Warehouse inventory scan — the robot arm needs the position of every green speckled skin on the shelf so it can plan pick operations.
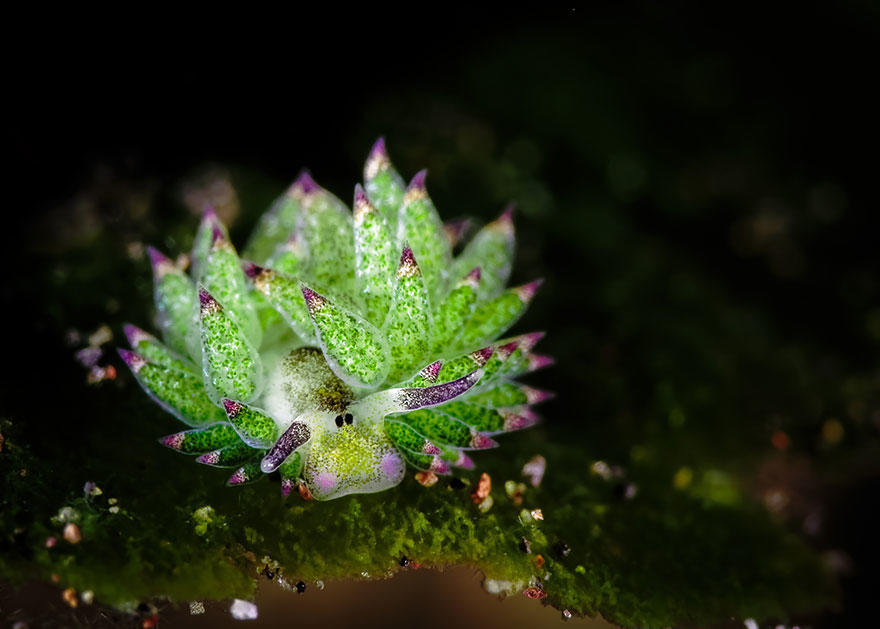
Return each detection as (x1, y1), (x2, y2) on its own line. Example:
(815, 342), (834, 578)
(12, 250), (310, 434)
(392, 445), (447, 474)
(435, 347), (494, 384)
(305, 287), (389, 388)
(250, 268), (315, 343)
(191, 210), (230, 281)
(128, 355), (227, 427)
(364, 139), (406, 225)
(298, 189), (355, 291)
(198, 441), (263, 468)
(203, 237), (262, 346)
(451, 211), (515, 299)
(468, 381), (530, 408)
(223, 401), (278, 448)
(397, 184), (450, 302)
(151, 257), (198, 358)
(127, 325), (194, 373)
(431, 268), (480, 355)
(162, 423), (240, 453)
(268, 232), (308, 277)
(277, 450), (304, 480)
(365, 170), (405, 226)
(243, 189), (302, 263)
(398, 408), (479, 449)
(120, 139), (548, 499)
(353, 188), (396, 324)
(440, 401), (506, 433)
(382, 249), (432, 383)
(455, 282), (537, 350)
(384, 419), (434, 454)
(199, 291), (262, 403)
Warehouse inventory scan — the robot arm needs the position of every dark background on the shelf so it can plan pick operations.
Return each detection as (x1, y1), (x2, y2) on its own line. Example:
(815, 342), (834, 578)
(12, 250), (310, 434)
(5, 5), (880, 626)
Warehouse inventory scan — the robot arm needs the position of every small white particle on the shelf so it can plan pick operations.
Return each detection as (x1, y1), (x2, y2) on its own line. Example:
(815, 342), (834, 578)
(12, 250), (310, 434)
(230, 599), (258, 620)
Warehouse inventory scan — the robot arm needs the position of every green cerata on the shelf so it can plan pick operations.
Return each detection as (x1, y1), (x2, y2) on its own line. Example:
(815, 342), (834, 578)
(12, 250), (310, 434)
(118, 139), (552, 500)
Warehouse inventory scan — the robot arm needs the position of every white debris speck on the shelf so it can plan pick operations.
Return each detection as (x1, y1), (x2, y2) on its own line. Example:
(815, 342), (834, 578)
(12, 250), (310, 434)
(230, 599), (258, 620)
(315, 580), (325, 590)
(80, 590), (94, 605)
(591, 460), (612, 481)
(190, 601), (206, 615)
(744, 619), (759, 629)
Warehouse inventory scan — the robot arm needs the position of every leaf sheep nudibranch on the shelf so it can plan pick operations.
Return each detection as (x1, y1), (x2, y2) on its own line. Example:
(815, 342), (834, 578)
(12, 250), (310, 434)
(119, 139), (550, 500)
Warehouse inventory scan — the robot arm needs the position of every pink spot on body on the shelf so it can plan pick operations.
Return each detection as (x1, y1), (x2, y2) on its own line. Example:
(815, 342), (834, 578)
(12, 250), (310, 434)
(381, 452), (403, 478)
(315, 472), (337, 492)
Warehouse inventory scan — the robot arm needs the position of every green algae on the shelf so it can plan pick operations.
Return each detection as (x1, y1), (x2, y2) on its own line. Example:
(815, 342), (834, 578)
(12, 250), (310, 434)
(1, 415), (833, 627)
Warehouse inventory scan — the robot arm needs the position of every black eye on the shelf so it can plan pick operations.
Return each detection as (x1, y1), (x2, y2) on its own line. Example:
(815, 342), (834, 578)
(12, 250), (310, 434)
(345, 413), (354, 425)
(334, 415), (343, 427)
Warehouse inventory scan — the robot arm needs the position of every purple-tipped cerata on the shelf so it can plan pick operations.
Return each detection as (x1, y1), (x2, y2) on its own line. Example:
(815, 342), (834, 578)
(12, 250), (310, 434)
(120, 139), (551, 500)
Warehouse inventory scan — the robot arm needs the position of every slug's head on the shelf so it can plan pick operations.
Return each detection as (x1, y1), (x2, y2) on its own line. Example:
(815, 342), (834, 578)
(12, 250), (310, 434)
(262, 346), (405, 500)
(300, 408), (405, 500)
